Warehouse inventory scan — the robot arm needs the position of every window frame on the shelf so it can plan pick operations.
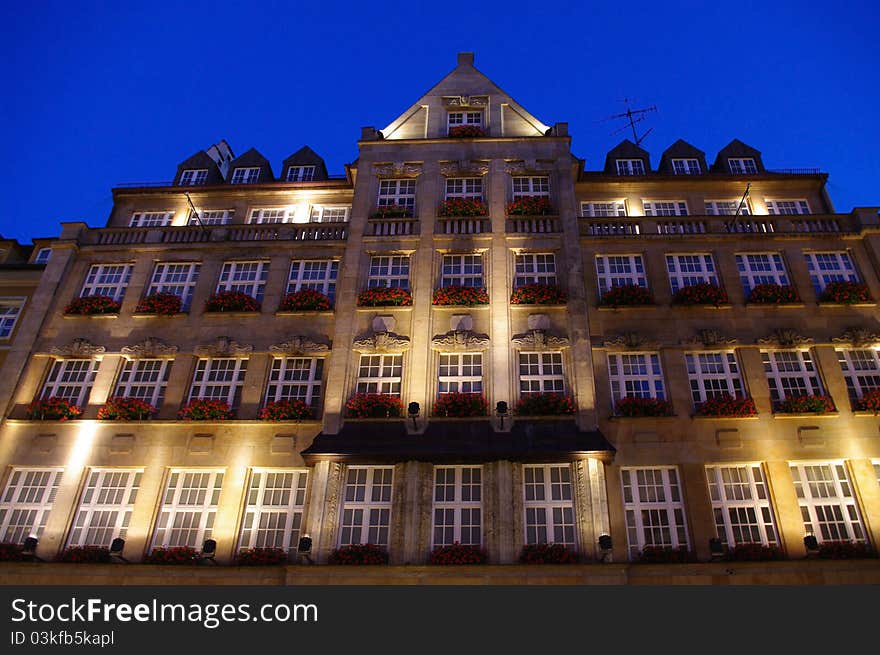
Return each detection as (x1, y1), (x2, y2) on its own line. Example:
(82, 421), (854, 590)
(706, 464), (778, 547)
(803, 251), (860, 294)
(338, 466), (394, 547)
(355, 354), (403, 396)
(447, 111), (483, 133)
(728, 158), (758, 175)
(643, 200), (689, 217)
(761, 349), (824, 406)
(216, 260), (269, 302)
(440, 253), (484, 288)
(113, 358), (172, 408)
(514, 252), (557, 288)
(671, 158), (701, 175)
(835, 348), (880, 404)
(766, 199), (811, 215)
(595, 254), (648, 297)
(518, 351), (566, 396)
(735, 252), (790, 296)
(238, 468), (309, 552)
(432, 466), (482, 547)
(615, 159), (646, 176)
(287, 260), (339, 302)
(230, 167), (261, 185)
(265, 356), (324, 408)
(608, 352), (667, 407)
(377, 179), (416, 213)
(445, 177), (484, 201)
(685, 351), (745, 405)
(367, 255), (410, 290)
(179, 169), (209, 186)
(40, 358), (100, 406)
(309, 206), (350, 223)
(511, 176), (550, 199)
(189, 209), (234, 226)
(522, 464), (576, 547)
(705, 200), (751, 216)
(151, 469), (225, 549)
(581, 201), (627, 217)
(438, 352), (483, 395)
(665, 253), (718, 293)
(66, 468), (143, 547)
(285, 166), (316, 182)
(129, 211), (174, 228)
(146, 262), (201, 311)
(790, 461), (866, 543)
(34, 248), (52, 264)
(0, 298), (25, 339)
(0, 467), (64, 544)
(621, 466), (689, 560)
(80, 263), (133, 301)
(188, 357), (248, 409)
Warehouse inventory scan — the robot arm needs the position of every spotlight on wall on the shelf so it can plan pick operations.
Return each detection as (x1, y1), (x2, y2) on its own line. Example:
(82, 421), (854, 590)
(598, 533), (613, 562)
(21, 536), (44, 562)
(200, 539), (217, 564)
(804, 534), (820, 557)
(109, 537), (128, 563)
(297, 534), (314, 565)
(407, 402), (420, 430)
(495, 401), (509, 429)
(709, 537), (725, 561)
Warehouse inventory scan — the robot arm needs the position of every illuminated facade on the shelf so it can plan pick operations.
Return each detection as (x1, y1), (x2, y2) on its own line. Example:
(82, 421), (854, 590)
(1, 53), (879, 567)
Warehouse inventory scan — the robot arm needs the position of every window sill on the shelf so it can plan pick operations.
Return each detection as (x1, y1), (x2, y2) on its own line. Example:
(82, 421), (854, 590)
(131, 312), (188, 318)
(691, 414), (760, 421)
(851, 411), (880, 417)
(431, 303), (490, 310)
(62, 313), (119, 319)
(275, 310), (335, 316)
(816, 302), (877, 308)
(202, 311), (262, 317)
(670, 303), (733, 310)
(608, 414), (678, 421)
(509, 303), (568, 310)
(744, 302), (806, 309)
(771, 412), (840, 419)
(596, 304), (657, 311)
(355, 305), (414, 312)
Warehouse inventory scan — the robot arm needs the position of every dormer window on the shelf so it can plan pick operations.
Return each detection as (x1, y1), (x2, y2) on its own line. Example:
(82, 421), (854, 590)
(671, 159), (701, 175)
(728, 158), (758, 175)
(230, 167), (261, 184)
(448, 111), (484, 137)
(286, 166), (315, 182)
(616, 159), (645, 176)
(34, 248), (51, 264)
(179, 169), (208, 186)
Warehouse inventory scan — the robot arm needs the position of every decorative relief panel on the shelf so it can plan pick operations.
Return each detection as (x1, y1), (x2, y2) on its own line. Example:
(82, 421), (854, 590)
(269, 335), (331, 356)
(431, 330), (491, 351)
(352, 331), (411, 353)
(679, 329), (738, 348)
(194, 336), (253, 357)
(50, 338), (106, 357)
(511, 329), (570, 351)
(757, 328), (813, 347)
(373, 162), (423, 178)
(602, 332), (658, 350)
(121, 337), (178, 358)
(832, 327), (880, 348)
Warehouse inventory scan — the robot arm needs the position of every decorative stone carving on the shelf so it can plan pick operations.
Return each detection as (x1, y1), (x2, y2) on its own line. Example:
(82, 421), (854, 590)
(511, 329), (570, 350)
(602, 332), (658, 350)
(269, 335), (330, 356)
(757, 328), (813, 347)
(50, 338), (106, 357)
(194, 336), (253, 356)
(373, 162), (422, 178)
(431, 329), (491, 351)
(121, 337), (178, 358)
(442, 95), (488, 108)
(505, 159), (551, 175)
(680, 329), (738, 348)
(832, 327), (880, 348)
(353, 331), (411, 353)
(439, 160), (490, 177)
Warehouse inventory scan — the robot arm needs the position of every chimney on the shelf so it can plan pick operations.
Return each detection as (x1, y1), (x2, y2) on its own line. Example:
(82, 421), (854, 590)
(457, 52), (474, 67)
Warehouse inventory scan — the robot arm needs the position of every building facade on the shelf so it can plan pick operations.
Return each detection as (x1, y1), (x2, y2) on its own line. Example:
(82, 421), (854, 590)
(1, 52), (879, 567)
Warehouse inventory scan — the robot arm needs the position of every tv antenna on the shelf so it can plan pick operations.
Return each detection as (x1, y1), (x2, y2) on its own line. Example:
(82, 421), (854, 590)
(603, 98), (658, 146)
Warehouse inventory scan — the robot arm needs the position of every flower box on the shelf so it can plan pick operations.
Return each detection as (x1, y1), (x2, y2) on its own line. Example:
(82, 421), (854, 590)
(25, 397), (82, 421)
(432, 286), (489, 306)
(97, 396), (157, 421)
(345, 393), (404, 418)
(429, 543), (488, 565)
(135, 292), (183, 315)
(818, 280), (872, 304)
(144, 546), (200, 565)
(177, 399), (234, 421)
(235, 547), (288, 566)
(506, 196), (555, 216)
(448, 125), (486, 138)
(510, 283), (567, 305)
(519, 543), (579, 564)
(615, 396), (674, 418)
(436, 198), (488, 217)
(259, 399), (315, 421)
(637, 546), (696, 564)
(55, 546), (111, 564)
(278, 289), (332, 312)
(204, 291), (261, 312)
(598, 284), (654, 308)
(747, 283), (801, 304)
(774, 394), (835, 415)
(726, 543), (785, 562)
(370, 204), (413, 219)
(356, 287), (413, 307)
(671, 282), (729, 306)
(855, 389), (880, 414)
(0, 542), (25, 562)
(433, 392), (488, 417)
(328, 543), (389, 565)
(64, 295), (121, 315)
(694, 394), (757, 418)
(514, 393), (576, 416)
(817, 541), (875, 559)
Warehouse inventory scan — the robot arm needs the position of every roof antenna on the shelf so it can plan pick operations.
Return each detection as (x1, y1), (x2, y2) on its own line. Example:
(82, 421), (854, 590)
(602, 98), (658, 146)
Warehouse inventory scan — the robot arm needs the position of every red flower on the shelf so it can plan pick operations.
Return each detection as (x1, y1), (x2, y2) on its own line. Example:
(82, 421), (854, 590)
(856, 389), (880, 414)
(506, 196), (555, 216)
(519, 543), (579, 564)
(775, 394), (835, 414)
(64, 295), (121, 315)
(259, 399), (315, 421)
(26, 397), (82, 421)
(278, 289), (332, 311)
(135, 292), (183, 315)
(429, 543), (488, 565)
(615, 396), (674, 417)
(510, 283), (567, 305)
(598, 284), (654, 307)
(819, 281), (871, 304)
(356, 287), (413, 307)
(98, 396), (157, 421)
(817, 541), (874, 559)
(671, 282), (729, 306)
(144, 546), (200, 565)
(432, 286), (489, 306)
(747, 283), (801, 304)
(55, 546), (111, 563)
(514, 393), (576, 416)
(204, 291), (261, 312)
(448, 125), (486, 138)
(695, 394), (757, 418)
(345, 393), (404, 418)
(727, 543), (785, 561)
(437, 198), (488, 217)
(371, 204), (413, 219)
(235, 547), (288, 566)
(328, 544), (389, 565)
(434, 392), (488, 417)
(178, 399), (234, 420)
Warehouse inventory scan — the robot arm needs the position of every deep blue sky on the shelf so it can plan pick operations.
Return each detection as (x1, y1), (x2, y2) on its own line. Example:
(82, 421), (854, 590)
(2, 0), (878, 243)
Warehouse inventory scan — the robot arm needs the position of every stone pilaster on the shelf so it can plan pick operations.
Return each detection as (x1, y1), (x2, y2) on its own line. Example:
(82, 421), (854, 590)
(306, 461), (344, 564)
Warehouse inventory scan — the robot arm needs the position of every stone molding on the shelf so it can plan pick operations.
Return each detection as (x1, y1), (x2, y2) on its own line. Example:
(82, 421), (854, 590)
(269, 335), (331, 356)
(431, 329), (491, 351)
(757, 328), (813, 347)
(505, 159), (553, 175)
(373, 162), (422, 178)
(352, 331), (411, 353)
(121, 337), (179, 358)
(680, 329), (738, 348)
(831, 327), (880, 348)
(439, 160), (490, 177)
(442, 95), (488, 108)
(194, 336), (253, 357)
(602, 332), (658, 350)
(511, 329), (570, 350)
(50, 338), (106, 357)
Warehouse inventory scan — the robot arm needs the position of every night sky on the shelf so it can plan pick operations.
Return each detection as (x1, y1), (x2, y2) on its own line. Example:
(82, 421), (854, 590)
(2, 0), (878, 243)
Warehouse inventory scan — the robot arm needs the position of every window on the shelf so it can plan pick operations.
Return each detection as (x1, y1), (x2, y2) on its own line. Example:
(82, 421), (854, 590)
(643, 201), (689, 216)
(790, 462), (866, 543)
(433, 466), (482, 547)
(80, 264), (133, 301)
(804, 251), (859, 294)
(621, 467), (689, 559)
(190, 209), (233, 226)
(113, 358), (171, 408)
(41, 359), (99, 406)
(189, 358), (248, 408)
(705, 200), (750, 216)
(356, 355), (402, 396)
(595, 254), (647, 297)
(671, 159), (701, 175)
(761, 350), (824, 406)
(438, 353), (482, 394)
(216, 260), (269, 302)
(368, 255), (410, 290)
(249, 208), (292, 224)
(67, 469), (142, 547)
(447, 111), (483, 132)
(0, 468), (63, 544)
(230, 167), (261, 184)
(766, 199), (810, 215)
(310, 206), (350, 223)
(581, 201), (626, 217)
(377, 179), (416, 213)
(286, 166), (315, 182)
(836, 349), (880, 404)
(34, 248), (52, 264)
(728, 158), (758, 175)
(441, 254), (483, 288)
(152, 470), (224, 549)
(706, 465), (778, 546)
(512, 176), (550, 198)
(608, 353), (666, 406)
(130, 211), (173, 228)
(519, 352), (565, 395)
(874, 461), (880, 487)
(735, 252), (789, 296)
(523, 464), (575, 547)
(179, 169), (208, 186)
(686, 352), (744, 405)
(147, 262), (201, 310)
(265, 357), (324, 408)
(665, 254), (718, 293)
(239, 469), (309, 551)
(514, 253), (556, 287)
(615, 159), (645, 176)
(287, 260), (339, 302)
(0, 299), (24, 338)
(339, 466), (393, 547)
(445, 178), (483, 200)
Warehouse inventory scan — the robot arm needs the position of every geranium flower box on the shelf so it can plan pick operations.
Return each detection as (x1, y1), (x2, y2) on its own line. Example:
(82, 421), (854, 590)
(598, 284), (654, 308)
(519, 543), (579, 564)
(432, 286), (489, 306)
(855, 389), (880, 414)
(817, 540), (875, 559)
(637, 546), (696, 564)
(259, 399), (315, 421)
(429, 543), (488, 565)
(25, 397), (82, 421)
(746, 283), (801, 305)
(774, 394), (835, 415)
(204, 291), (261, 312)
(506, 197), (556, 216)
(726, 543), (785, 562)
(328, 543), (389, 565)
(135, 292), (183, 315)
(615, 396), (674, 418)
(510, 283), (567, 305)
(514, 393), (576, 416)
(370, 204), (413, 219)
(448, 125), (486, 138)
(177, 399), (234, 421)
(235, 547), (288, 566)
(818, 280), (872, 304)
(0, 542), (25, 562)
(143, 546), (200, 565)
(433, 392), (488, 417)
(356, 287), (413, 307)
(64, 295), (121, 315)
(694, 394), (758, 418)
(345, 393), (404, 418)
(671, 282), (729, 307)
(97, 396), (157, 421)
(55, 546), (111, 564)
(436, 198), (487, 217)
(278, 289), (332, 312)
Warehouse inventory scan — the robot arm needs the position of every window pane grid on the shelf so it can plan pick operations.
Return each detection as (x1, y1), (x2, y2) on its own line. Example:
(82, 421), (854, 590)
(68, 469), (142, 547)
(445, 178), (483, 200)
(130, 212), (173, 227)
(114, 358), (171, 407)
(368, 256), (410, 290)
(190, 209), (233, 225)
(736, 253), (789, 295)
(595, 254), (647, 295)
(339, 467), (393, 547)
(761, 350), (823, 405)
(432, 466), (482, 547)
(665, 254), (717, 293)
(147, 262), (201, 310)
(266, 357), (323, 407)
(249, 208), (292, 224)
(804, 252), (858, 294)
(706, 200), (751, 216)
(377, 179), (416, 211)
(441, 254), (483, 287)
(706, 465), (777, 546)
(519, 352), (565, 396)
(766, 199), (811, 215)
(581, 201), (626, 217)
(179, 169), (208, 186)
(230, 167), (261, 184)
(438, 353), (483, 394)
(0, 301), (23, 338)
(686, 352), (744, 404)
(621, 467), (689, 559)
(189, 358), (248, 408)
(671, 159), (701, 175)
(286, 166), (315, 182)
(836, 349), (880, 403)
(512, 176), (550, 198)
(0, 468), (63, 544)
(615, 160), (645, 175)
(239, 469), (309, 550)
(287, 260), (339, 301)
(356, 354), (402, 396)
(790, 463), (866, 543)
(217, 261), (269, 301)
(523, 465), (576, 547)
(728, 158), (758, 175)
(514, 253), (556, 287)
(643, 201), (689, 216)
(41, 359), (99, 406)
(152, 470), (224, 549)
(81, 264), (133, 301)
(608, 352), (666, 406)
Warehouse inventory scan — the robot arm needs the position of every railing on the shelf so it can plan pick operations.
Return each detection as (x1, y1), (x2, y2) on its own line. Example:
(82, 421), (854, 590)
(582, 220), (640, 236)
(435, 217), (491, 234)
(506, 216), (562, 233)
(766, 168), (822, 175)
(85, 222), (348, 246)
(364, 219), (420, 236)
(579, 214), (858, 238)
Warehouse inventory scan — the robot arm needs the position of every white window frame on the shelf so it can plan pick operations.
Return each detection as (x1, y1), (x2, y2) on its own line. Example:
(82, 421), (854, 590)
(761, 350), (824, 405)
(67, 468), (142, 547)
(836, 349), (880, 404)
(671, 158), (701, 175)
(790, 462), (866, 543)
(685, 352), (745, 405)
(377, 179), (416, 213)
(230, 167), (261, 184)
(728, 158), (758, 175)
(766, 199), (811, 215)
(621, 466), (689, 560)
(216, 260), (269, 302)
(615, 159), (645, 176)
(151, 469), (224, 549)
(238, 469), (309, 551)
(804, 251), (860, 294)
(706, 465), (778, 546)
(735, 252), (789, 296)
(581, 201), (626, 217)
(432, 466), (482, 547)
(147, 262), (201, 311)
(447, 111), (483, 132)
(643, 200), (689, 216)
(441, 254), (484, 288)
(309, 206), (350, 223)
(41, 358), (100, 406)
(512, 176), (550, 198)
(265, 357), (324, 408)
(445, 177), (484, 200)
(608, 352), (666, 406)
(129, 211), (173, 228)
(179, 169), (208, 186)
(113, 358), (171, 408)
(665, 253), (718, 293)
(0, 298), (24, 339)
(287, 260), (339, 301)
(514, 252), (557, 287)
(873, 460), (880, 487)
(190, 209), (233, 226)
(438, 352), (483, 395)
(523, 464), (576, 547)
(249, 208), (292, 224)
(368, 255), (410, 290)
(518, 352), (565, 396)
(705, 200), (751, 216)
(0, 468), (63, 544)
(34, 248), (52, 264)
(189, 357), (248, 408)
(80, 263), (133, 301)
(339, 466), (393, 547)
(595, 254), (647, 297)
(286, 165), (315, 182)
(355, 354), (402, 396)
